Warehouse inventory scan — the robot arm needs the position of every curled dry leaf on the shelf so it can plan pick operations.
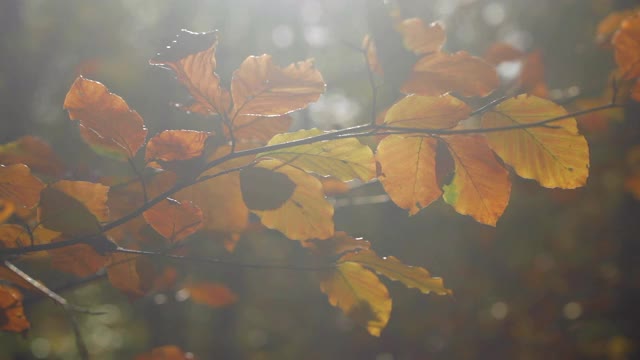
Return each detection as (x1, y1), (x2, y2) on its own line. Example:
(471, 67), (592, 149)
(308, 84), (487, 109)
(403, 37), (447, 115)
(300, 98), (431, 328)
(0, 136), (64, 177)
(63, 77), (148, 160)
(258, 128), (376, 182)
(0, 164), (44, 209)
(143, 198), (203, 242)
(384, 94), (470, 129)
(377, 135), (441, 215)
(0, 285), (29, 333)
(441, 135), (512, 226)
(230, 55), (325, 117)
(402, 51), (499, 97)
(481, 95), (589, 189)
(145, 130), (212, 163)
(150, 29), (230, 116)
(320, 261), (391, 337)
(250, 159), (334, 241)
(184, 282), (238, 308)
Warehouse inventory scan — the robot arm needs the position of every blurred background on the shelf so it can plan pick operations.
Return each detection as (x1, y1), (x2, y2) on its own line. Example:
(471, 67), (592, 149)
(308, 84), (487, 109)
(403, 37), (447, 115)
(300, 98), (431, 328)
(2, 0), (640, 358)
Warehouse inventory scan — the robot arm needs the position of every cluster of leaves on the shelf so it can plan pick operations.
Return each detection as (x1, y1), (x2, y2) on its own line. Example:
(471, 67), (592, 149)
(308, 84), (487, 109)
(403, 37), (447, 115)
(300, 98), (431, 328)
(0, 7), (635, 352)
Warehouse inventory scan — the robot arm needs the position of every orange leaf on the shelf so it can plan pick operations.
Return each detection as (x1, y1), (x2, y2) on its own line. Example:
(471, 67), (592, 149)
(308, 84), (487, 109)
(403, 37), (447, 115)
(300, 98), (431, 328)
(136, 345), (194, 360)
(613, 14), (640, 79)
(231, 114), (293, 145)
(484, 42), (524, 65)
(51, 180), (109, 221)
(441, 135), (511, 226)
(230, 55), (325, 117)
(397, 18), (445, 55)
(633, 80), (640, 102)
(597, 9), (640, 45)
(362, 35), (384, 76)
(320, 262), (391, 337)
(320, 177), (351, 196)
(0, 200), (14, 224)
(377, 135), (441, 215)
(0, 285), (29, 333)
(150, 30), (230, 116)
(64, 77), (148, 160)
(250, 159), (334, 241)
(107, 253), (155, 298)
(520, 51), (549, 98)
(49, 243), (107, 277)
(481, 95), (589, 189)
(240, 167), (296, 211)
(0, 136), (64, 177)
(384, 94), (470, 129)
(0, 164), (44, 209)
(143, 198), (203, 242)
(145, 130), (212, 163)
(0, 225), (59, 262)
(401, 51), (499, 97)
(184, 282), (238, 308)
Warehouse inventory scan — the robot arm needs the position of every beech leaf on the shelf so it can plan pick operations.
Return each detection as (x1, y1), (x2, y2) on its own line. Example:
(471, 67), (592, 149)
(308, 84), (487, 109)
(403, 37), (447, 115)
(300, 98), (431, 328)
(0, 136), (64, 177)
(231, 114), (293, 145)
(481, 95), (589, 189)
(397, 18), (445, 55)
(613, 14), (640, 79)
(240, 167), (296, 211)
(384, 94), (470, 129)
(145, 130), (212, 163)
(143, 198), (203, 242)
(0, 164), (45, 209)
(0, 285), (29, 333)
(184, 282), (238, 308)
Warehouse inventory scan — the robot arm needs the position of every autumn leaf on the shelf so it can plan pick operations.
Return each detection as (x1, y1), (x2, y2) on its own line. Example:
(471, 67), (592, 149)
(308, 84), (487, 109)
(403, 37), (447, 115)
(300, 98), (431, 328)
(230, 55), (325, 117)
(397, 18), (445, 55)
(49, 243), (107, 277)
(596, 9), (640, 45)
(484, 42), (524, 65)
(401, 51), (499, 97)
(107, 253), (155, 298)
(441, 135), (512, 226)
(0, 200), (14, 224)
(0, 136), (64, 177)
(305, 231), (371, 256)
(150, 29), (230, 116)
(339, 249), (451, 296)
(481, 95), (589, 189)
(231, 114), (293, 145)
(145, 130), (212, 163)
(143, 198), (203, 242)
(0, 224), (59, 262)
(39, 180), (109, 236)
(320, 261), (391, 337)
(0, 285), (29, 333)
(613, 14), (640, 79)
(384, 94), (470, 129)
(63, 76), (148, 160)
(249, 159), (334, 241)
(362, 35), (384, 76)
(240, 166), (296, 211)
(0, 164), (45, 209)
(377, 135), (441, 215)
(258, 128), (376, 182)
(136, 345), (195, 360)
(184, 282), (238, 308)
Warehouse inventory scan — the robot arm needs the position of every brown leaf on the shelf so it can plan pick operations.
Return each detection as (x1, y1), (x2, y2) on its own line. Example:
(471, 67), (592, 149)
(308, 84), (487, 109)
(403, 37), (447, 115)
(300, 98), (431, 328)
(63, 76), (148, 160)
(0, 224), (59, 258)
(0, 285), (29, 333)
(230, 55), (325, 117)
(0, 136), (64, 177)
(320, 262), (391, 337)
(231, 114), (293, 145)
(613, 14), (640, 79)
(377, 135), (441, 215)
(145, 130), (212, 163)
(397, 18), (445, 55)
(0, 164), (45, 209)
(184, 282), (238, 308)
(150, 30), (230, 116)
(49, 243), (107, 277)
(143, 198), (203, 242)
(401, 51), (499, 97)
(441, 135), (512, 226)
(107, 253), (155, 299)
(384, 94), (470, 129)
(0, 199), (13, 224)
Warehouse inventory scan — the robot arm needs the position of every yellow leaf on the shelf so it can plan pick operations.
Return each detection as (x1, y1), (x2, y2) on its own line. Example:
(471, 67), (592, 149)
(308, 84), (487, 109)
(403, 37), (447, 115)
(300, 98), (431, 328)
(441, 135), (511, 226)
(250, 159), (334, 241)
(340, 249), (451, 296)
(320, 261), (391, 337)
(481, 95), (589, 189)
(384, 94), (470, 129)
(376, 135), (441, 215)
(258, 129), (375, 182)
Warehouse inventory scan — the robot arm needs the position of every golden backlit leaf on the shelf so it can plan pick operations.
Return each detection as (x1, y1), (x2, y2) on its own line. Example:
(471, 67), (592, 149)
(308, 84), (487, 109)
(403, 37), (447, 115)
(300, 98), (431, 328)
(613, 14), (640, 79)
(0, 285), (29, 333)
(384, 94), (470, 129)
(107, 253), (155, 299)
(49, 243), (107, 277)
(250, 159), (334, 241)
(63, 77), (148, 160)
(597, 9), (639, 45)
(149, 30), (230, 116)
(441, 135), (511, 226)
(184, 282), (238, 308)
(145, 130), (212, 163)
(397, 18), (445, 55)
(136, 345), (194, 360)
(0, 224), (58, 252)
(240, 167), (296, 211)
(401, 51), (499, 97)
(340, 249), (451, 296)
(230, 55), (325, 117)
(143, 198), (203, 242)
(231, 114), (293, 145)
(0, 164), (45, 209)
(258, 128), (376, 182)
(320, 262), (391, 337)
(481, 95), (589, 189)
(39, 181), (109, 236)
(0, 136), (64, 177)
(376, 135), (441, 215)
